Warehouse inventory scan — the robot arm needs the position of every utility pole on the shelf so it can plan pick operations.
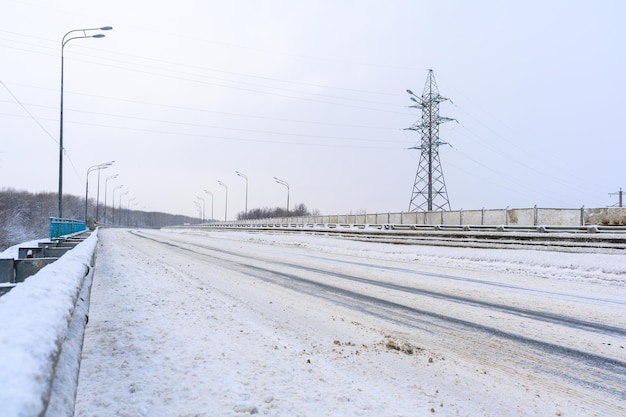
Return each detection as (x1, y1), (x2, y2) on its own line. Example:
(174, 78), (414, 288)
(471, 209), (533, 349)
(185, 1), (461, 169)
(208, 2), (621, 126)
(405, 69), (455, 212)
(609, 188), (623, 207)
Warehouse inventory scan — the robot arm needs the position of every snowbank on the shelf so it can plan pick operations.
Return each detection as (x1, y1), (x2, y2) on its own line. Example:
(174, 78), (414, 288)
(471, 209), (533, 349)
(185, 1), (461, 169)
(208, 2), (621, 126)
(0, 231), (98, 417)
(174, 229), (626, 284)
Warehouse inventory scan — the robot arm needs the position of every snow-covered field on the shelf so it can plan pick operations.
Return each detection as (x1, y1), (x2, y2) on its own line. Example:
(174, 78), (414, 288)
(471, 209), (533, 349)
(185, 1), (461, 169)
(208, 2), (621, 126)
(68, 228), (626, 417)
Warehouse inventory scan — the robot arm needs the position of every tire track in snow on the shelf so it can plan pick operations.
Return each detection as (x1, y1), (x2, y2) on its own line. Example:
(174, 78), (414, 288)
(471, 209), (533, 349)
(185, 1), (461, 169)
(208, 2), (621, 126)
(132, 231), (626, 337)
(129, 230), (626, 405)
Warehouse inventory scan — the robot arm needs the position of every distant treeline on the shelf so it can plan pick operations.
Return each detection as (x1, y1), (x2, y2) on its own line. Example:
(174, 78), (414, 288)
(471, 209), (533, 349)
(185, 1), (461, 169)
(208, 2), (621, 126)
(236, 203), (315, 221)
(0, 188), (197, 251)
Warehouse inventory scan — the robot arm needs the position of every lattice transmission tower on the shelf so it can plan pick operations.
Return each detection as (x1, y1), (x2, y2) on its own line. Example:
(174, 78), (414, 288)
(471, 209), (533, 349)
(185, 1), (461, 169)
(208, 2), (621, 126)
(405, 69), (455, 212)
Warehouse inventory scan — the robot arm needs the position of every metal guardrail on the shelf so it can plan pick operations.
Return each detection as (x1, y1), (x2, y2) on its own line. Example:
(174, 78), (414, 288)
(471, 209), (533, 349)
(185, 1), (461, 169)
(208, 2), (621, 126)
(177, 222), (626, 234)
(49, 217), (86, 239)
(0, 231), (96, 417)
(166, 222), (626, 251)
(1, 233), (90, 294)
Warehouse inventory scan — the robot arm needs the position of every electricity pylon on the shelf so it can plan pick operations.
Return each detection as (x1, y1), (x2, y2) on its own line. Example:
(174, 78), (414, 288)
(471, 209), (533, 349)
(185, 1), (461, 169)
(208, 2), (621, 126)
(405, 69), (455, 212)
(609, 188), (623, 207)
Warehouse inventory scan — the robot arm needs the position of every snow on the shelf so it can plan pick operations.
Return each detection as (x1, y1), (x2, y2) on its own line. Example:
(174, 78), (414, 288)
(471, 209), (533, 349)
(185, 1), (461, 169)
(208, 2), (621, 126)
(0, 230), (98, 417)
(0, 238), (45, 259)
(2, 227), (625, 416)
(239, 229), (626, 284)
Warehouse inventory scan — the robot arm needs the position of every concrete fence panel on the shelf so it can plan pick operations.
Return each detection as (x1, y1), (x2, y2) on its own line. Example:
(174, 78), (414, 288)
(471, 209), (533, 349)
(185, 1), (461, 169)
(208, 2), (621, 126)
(424, 211), (442, 225)
(442, 211), (460, 225)
(482, 209), (508, 225)
(539, 209), (582, 226)
(401, 212), (418, 224)
(461, 210), (483, 225)
(506, 208), (535, 226)
(389, 212), (403, 224)
(586, 207), (626, 225)
(206, 207), (626, 228)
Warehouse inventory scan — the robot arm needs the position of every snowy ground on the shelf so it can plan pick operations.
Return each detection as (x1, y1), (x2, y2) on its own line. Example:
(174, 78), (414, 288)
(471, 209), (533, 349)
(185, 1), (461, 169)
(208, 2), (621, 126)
(74, 228), (626, 417)
(0, 232), (97, 417)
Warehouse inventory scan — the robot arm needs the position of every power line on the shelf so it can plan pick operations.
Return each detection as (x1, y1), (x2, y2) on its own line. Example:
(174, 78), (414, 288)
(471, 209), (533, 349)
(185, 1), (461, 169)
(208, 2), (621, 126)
(444, 80), (601, 196)
(0, 27), (422, 77)
(0, 80), (83, 183)
(450, 121), (599, 197)
(0, 80), (57, 145)
(609, 188), (623, 207)
(0, 35), (408, 109)
(0, 112), (403, 149)
(0, 92), (400, 131)
(0, 39), (413, 114)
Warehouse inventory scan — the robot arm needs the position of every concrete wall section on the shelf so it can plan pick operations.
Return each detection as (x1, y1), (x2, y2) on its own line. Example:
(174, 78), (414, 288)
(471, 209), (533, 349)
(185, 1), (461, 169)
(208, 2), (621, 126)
(239, 207), (626, 227)
(442, 211), (460, 225)
(538, 209), (582, 226)
(586, 208), (626, 225)
(389, 212), (403, 224)
(507, 208), (535, 226)
(482, 209), (508, 225)
(461, 210), (483, 225)
(401, 212), (419, 224)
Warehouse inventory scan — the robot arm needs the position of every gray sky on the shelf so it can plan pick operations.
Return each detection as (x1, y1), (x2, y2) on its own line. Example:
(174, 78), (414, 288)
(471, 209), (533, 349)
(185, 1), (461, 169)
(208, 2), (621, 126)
(2, 0), (625, 219)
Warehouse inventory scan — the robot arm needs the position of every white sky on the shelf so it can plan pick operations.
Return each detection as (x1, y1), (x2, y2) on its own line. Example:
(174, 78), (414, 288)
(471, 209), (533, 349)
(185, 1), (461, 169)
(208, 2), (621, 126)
(1, 0), (625, 219)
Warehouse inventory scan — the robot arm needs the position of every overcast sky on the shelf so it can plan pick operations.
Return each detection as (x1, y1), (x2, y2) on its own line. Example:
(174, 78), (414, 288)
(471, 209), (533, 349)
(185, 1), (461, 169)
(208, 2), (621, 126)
(2, 0), (625, 219)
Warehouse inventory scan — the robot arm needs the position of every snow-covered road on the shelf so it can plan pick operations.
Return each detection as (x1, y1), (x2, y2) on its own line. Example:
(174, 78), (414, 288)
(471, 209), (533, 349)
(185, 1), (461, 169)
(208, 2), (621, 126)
(74, 228), (626, 416)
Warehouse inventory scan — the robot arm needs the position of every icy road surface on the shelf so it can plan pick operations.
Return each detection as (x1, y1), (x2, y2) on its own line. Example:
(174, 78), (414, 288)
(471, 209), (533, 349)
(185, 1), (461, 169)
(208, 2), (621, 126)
(74, 228), (626, 416)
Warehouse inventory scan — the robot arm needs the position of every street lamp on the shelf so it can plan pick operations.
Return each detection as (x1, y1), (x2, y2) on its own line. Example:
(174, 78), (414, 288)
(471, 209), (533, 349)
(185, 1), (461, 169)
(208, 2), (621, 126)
(129, 200), (138, 227)
(96, 160), (115, 222)
(58, 26), (112, 219)
(112, 184), (123, 224)
(273, 176), (290, 218)
(204, 190), (214, 221)
(85, 161), (113, 222)
(104, 173), (119, 223)
(127, 197), (136, 226)
(217, 180), (228, 221)
(119, 191), (129, 226)
(194, 201), (202, 223)
(235, 170), (248, 219)
(196, 196), (205, 223)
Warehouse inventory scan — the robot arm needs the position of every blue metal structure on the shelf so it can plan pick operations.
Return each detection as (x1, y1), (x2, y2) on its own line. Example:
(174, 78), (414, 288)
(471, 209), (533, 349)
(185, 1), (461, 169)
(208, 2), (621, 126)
(49, 217), (86, 239)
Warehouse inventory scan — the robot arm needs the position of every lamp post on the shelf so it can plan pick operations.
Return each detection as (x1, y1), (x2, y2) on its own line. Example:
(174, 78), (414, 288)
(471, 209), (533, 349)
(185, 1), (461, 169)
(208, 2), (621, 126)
(235, 170), (248, 219)
(104, 173), (119, 223)
(273, 176), (290, 218)
(112, 184), (123, 224)
(129, 201), (139, 227)
(196, 196), (205, 223)
(96, 160), (115, 222)
(119, 191), (129, 226)
(59, 26), (112, 219)
(127, 197), (136, 226)
(218, 180), (228, 221)
(85, 161), (113, 222)
(204, 190), (214, 221)
(194, 201), (202, 223)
